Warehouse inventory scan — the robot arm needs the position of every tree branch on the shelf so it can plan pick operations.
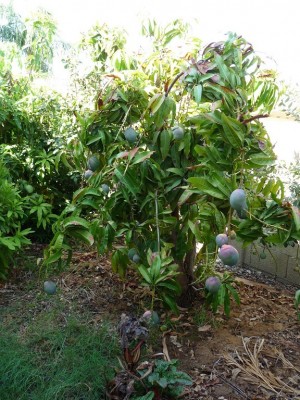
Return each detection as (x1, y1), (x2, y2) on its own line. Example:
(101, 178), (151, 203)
(165, 71), (184, 97)
(242, 114), (269, 124)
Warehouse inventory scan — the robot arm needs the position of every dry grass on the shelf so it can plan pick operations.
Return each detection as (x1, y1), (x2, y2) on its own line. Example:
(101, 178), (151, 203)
(223, 337), (300, 398)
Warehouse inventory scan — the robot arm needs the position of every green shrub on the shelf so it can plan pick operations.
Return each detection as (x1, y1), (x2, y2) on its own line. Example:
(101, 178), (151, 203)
(0, 162), (32, 277)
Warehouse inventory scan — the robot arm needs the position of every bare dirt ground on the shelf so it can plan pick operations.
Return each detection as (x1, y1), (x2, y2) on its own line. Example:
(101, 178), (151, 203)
(1, 248), (300, 400)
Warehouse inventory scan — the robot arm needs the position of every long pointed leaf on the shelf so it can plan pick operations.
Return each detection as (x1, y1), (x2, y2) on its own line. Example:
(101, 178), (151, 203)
(138, 265), (152, 284)
(221, 113), (244, 148)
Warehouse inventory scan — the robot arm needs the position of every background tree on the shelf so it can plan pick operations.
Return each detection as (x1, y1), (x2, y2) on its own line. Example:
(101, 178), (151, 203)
(0, 4), (68, 75)
(279, 82), (300, 121)
(0, 3), (26, 47)
(0, 5), (78, 275)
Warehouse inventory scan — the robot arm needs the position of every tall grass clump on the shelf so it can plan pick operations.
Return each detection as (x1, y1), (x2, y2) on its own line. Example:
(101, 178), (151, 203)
(0, 305), (120, 400)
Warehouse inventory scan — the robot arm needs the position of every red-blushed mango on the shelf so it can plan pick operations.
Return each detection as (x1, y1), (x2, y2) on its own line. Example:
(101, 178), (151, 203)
(205, 276), (221, 294)
(211, 74), (220, 83)
(142, 310), (160, 325)
(219, 244), (239, 266)
(215, 233), (229, 247)
(230, 189), (246, 211)
(142, 310), (152, 320)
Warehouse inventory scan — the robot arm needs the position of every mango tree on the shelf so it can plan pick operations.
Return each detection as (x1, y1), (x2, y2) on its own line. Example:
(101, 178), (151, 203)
(45, 28), (300, 309)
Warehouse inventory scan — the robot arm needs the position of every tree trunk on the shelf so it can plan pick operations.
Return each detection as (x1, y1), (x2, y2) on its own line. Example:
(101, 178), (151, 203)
(171, 206), (197, 307)
(177, 245), (196, 307)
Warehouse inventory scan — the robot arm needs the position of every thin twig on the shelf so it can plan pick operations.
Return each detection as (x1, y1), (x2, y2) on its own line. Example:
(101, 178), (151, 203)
(215, 373), (250, 399)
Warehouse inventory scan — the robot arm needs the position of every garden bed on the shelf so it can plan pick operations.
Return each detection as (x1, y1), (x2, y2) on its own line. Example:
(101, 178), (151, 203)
(0, 248), (299, 399)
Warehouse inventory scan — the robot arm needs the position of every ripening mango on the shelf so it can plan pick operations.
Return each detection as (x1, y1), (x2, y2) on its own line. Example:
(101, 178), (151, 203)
(215, 233), (229, 247)
(230, 189), (246, 211)
(219, 244), (239, 266)
(205, 276), (221, 293)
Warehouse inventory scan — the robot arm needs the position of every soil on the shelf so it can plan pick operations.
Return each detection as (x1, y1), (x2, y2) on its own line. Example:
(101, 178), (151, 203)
(1, 246), (300, 400)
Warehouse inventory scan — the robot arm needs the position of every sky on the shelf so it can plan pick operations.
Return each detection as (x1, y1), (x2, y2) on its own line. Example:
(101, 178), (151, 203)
(4, 0), (300, 85)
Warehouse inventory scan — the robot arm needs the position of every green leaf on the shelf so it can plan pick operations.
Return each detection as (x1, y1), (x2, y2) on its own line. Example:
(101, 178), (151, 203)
(153, 97), (176, 129)
(80, 199), (99, 209)
(138, 265), (152, 284)
(53, 232), (64, 250)
(73, 187), (102, 202)
(157, 377), (168, 388)
(295, 290), (300, 308)
(44, 249), (63, 265)
(217, 285), (225, 308)
(226, 284), (240, 305)
(164, 178), (182, 193)
(63, 216), (90, 230)
(87, 131), (105, 145)
(157, 281), (181, 295)
(214, 53), (232, 83)
(148, 93), (165, 114)
(188, 220), (202, 241)
(193, 84), (202, 104)
(224, 290), (231, 317)
(291, 206), (300, 231)
(160, 129), (171, 160)
(210, 173), (232, 197)
(0, 237), (17, 250)
(161, 293), (179, 313)
(188, 177), (227, 199)
(178, 190), (197, 206)
(150, 256), (161, 281)
(155, 270), (180, 284)
(220, 113), (244, 148)
(190, 110), (222, 125)
(246, 153), (276, 167)
(166, 168), (184, 177)
(183, 131), (191, 157)
(114, 166), (140, 196)
(111, 250), (128, 278)
(131, 151), (154, 165)
(66, 228), (94, 246)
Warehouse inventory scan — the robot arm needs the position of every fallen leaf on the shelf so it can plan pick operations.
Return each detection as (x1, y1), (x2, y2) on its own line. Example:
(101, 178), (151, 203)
(198, 325), (212, 332)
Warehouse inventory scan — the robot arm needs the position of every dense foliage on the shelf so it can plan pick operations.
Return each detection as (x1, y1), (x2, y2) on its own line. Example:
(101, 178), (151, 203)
(43, 24), (299, 309)
(0, 5), (299, 310)
(0, 5), (79, 275)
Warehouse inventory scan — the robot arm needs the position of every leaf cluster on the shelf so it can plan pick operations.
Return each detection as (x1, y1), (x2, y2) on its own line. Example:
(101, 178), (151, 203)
(134, 359), (192, 399)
